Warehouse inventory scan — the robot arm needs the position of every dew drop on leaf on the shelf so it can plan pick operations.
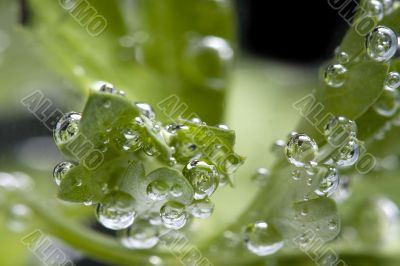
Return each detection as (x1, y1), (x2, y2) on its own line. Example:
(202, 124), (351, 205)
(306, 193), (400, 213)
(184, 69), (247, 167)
(243, 221), (284, 256)
(119, 219), (159, 249)
(160, 201), (188, 229)
(183, 160), (219, 200)
(373, 87), (399, 117)
(384, 71), (400, 90)
(187, 197), (214, 219)
(53, 161), (76, 186)
(285, 133), (318, 168)
(365, 26), (398, 62)
(54, 112), (81, 145)
(134, 102), (156, 120)
(96, 191), (136, 230)
(146, 180), (169, 201)
(365, 0), (384, 20)
(314, 166), (340, 197)
(324, 116), (357, 147)
(324, 64), (347, 88)
(251, 167), (269, 186)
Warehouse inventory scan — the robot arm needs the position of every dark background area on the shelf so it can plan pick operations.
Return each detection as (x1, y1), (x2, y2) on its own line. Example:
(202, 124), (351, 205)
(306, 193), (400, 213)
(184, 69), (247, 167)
(235, 0), (359, 64)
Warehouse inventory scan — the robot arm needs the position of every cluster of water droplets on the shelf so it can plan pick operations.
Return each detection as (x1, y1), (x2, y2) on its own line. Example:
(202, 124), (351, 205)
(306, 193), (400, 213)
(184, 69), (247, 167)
(51, 82), (241, 250)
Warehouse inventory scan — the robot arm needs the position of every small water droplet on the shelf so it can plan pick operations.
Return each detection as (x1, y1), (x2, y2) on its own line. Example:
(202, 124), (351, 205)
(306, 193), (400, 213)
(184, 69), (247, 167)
(334, 47), (350, 64)
(366, 26), (398, 62)
(324, 116), (357, 147)
(147, 180), (170, 201)
(243, 221), (284, 256)
(373, 87), (399, 117)
(314, 167), (340, 197)
(122, 130), (142, 151)
(103, 100), (112, 108)
(188, 198), (214, 219)
(160, 201), (188, 229)
(380, 0), (394, 14)
(96, 191), (136, 230)
(119, 219), (159, 249)
(251, 168), (269, 186)
(54, 112), (81, 145)
(285, 133), (318, 168)
(271, 139), (286, 154)
(365, 0), (384, 20)
(99, 82), (118, 94)
(324, 64), (347, 88)
(327, 138), (360, 167)
(184, 36), (233, 90)
(183, 160), (219, 200)
(385, 71), (400, 90)
(328, 219), (338, 230)
(135, 102), (156, 120)
(148, 256), (163, 266)
(170, 184), (183, 197)
(53, 161), (76, 186)
(217, 124), (230, 130)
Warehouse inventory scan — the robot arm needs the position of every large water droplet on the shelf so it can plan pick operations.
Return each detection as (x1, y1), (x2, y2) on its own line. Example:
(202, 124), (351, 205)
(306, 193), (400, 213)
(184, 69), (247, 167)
(53, 161), (76, 186)
(147, 180), (169, 201)
(119, 219), (159, 249)
(243, 221), (284, 256)
(285, 133), (318, 168)
(135, 102), (156, 120)
(188, 198), (215, 219)
(373, 87), (399, 117)
(183, 160), (219, 200)
(184, 36), (233, 90)
(324, 116), (357, 147)
(160, 201), (188, 229)
(54, 112), (81, 145)
(96, 191), (136, 230)
(314, 167), (340, 197)
(324, 64), (347, 88)
(365, 26), (398, 62)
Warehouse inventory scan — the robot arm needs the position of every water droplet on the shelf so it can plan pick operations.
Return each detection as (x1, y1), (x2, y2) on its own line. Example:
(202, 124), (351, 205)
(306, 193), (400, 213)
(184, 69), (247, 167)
(243, 221), (284, 256)
(135, 102), (156, 120)
(170, 184), (183, 197)
(53, 161), (76, 186)
(271, 139), (286, 154)
(380, 0), (394, 14)
(173, 142), (198, 162)
(184, 36), (233, 90)
(103, 100), (111, 108)
(291, 169), (305, 181)
(160, 201), (188, 229)
(54, 112), (81, 145)
(188, 198), (214, 219)
(122, 130), (142, 151)
(333, 175), (351, 203)
(217, 124), (230, 130)
(183, 160), (219, 200)
(373, 87), (399, 117)
(147, 212), (163, 226)
(328, 219), (338, 230)
(324, 64), (347, 88)
(83, 200), (93, 206)
(285, 133), (318, 168)
(99, 82), (117, 94)
(147, 180), (169, 201)
(96, 191), (136, 230)
(327, 138), (360, 167)
(365, 0), (384, 20)
(334, 47), (350, 64)
(324, 116), (357, 147)
(252, 168), (269, 186)
(385, 72), (400, 90)
(119, 219), (159, 249)
(143, 144), (159, 157)
(134, 116), (144, 127)
(366, 26), (398, 62)
(301, 206), (309, 216)
(148, 256), (163, 266)
(314, 167), (340, 197)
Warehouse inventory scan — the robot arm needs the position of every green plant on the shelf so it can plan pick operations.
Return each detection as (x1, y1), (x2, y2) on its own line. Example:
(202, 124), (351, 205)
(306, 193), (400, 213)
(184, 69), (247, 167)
(2, 0), (400, 266)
